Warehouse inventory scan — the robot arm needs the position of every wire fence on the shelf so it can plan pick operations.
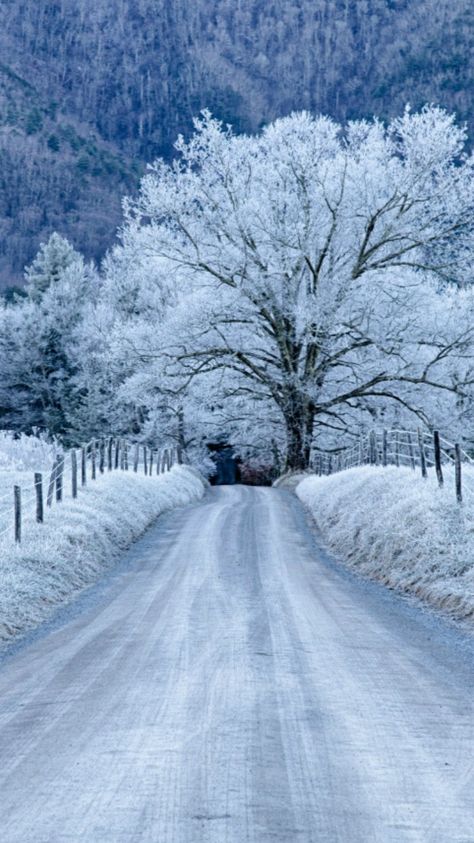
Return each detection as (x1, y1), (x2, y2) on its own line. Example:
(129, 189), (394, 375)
(0, 438), (182, 545)
(310, 428), (469, 504)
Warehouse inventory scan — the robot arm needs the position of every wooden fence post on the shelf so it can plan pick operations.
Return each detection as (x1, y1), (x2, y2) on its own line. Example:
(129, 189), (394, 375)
(455, 444), (462, 504)
(394, 432), (400, 468)
(56, 456), (64, 502)
(14, 486), (21, 544)
(71, 451), (78, 499)
(143, 447), (148, 476)
(47, 455), (59, 507)
(99, 440), (105, 474)
(133, 444), (139, 473)
(35, 473), (44, 524)
(149, 450), (154, 476)
(81, 447), (87, 486)
(107, 438), (113, 471)
(418, 429), (427, 479)
(177, 446), (183, 465)
(114, 439), (120, 470)
(433, 431), (443, 487)
(91, 442), (97, 480)
(124, 442), (129, 471)
(382, 430), (388, 467)
(369, 431), (377, 465)
(406, 432), (415, 470)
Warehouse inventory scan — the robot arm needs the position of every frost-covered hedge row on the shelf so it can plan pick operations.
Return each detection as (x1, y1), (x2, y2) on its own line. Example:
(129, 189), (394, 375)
(296, 466), (474, 623)
(0, 465), (207, 646)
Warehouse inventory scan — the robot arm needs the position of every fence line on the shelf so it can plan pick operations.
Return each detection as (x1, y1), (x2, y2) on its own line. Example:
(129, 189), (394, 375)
(311, 428), (469, 504)
(2, 437), (183, 545)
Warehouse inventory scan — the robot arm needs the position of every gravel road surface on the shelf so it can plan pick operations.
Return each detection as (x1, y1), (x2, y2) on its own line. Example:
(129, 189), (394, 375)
(0, 486), (472, 842)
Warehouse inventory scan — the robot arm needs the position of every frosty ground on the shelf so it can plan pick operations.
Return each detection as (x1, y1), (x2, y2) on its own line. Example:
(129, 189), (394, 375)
(297, 465), (474, 624)
(0, 430), (472, 840)
(0, 484), (472, 843)
(0, 450), (206, 645)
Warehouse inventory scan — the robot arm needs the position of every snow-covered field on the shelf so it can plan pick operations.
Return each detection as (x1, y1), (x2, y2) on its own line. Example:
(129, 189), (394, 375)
(0, 447), (207, 645)
(297, 465), (474, 624)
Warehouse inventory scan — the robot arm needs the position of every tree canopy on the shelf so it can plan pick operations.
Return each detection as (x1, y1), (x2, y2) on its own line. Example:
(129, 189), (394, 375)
(108, 108), (474, 469)
(2, 108), (474, 472)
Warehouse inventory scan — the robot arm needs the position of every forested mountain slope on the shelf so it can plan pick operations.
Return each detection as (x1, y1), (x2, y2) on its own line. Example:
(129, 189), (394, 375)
(1, 0), (473, 288)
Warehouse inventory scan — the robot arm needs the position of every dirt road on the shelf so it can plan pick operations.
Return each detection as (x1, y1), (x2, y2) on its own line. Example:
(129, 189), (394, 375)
(0, 486), (472, 841)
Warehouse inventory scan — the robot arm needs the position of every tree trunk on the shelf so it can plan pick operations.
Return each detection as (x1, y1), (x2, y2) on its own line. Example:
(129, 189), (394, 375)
(284, 402), (314, 472)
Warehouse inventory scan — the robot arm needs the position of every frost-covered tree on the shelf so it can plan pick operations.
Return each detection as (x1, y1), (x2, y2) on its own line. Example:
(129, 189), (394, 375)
(114, 108), (474, 469)
(0, 246), (99, 440)
(86, 246), (188, 447)
(24, 233), (81, 301)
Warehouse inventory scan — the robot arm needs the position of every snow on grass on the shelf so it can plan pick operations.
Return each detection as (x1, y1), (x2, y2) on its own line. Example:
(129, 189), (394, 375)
(296, 465), (474, 624)
(0, 432), (62, 536)
(0, 465), (207, 646)
(273, 470), (314, 490)
(0, 431), (59, 471)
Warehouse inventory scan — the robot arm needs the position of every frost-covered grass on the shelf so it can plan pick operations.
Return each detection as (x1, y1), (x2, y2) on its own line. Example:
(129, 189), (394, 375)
(0, 465), (207, 645)
(0, 431), (59, 471)
(0, 434), (61, 537)
(296, 466), (474, 624)
(273, 470), (313, 490)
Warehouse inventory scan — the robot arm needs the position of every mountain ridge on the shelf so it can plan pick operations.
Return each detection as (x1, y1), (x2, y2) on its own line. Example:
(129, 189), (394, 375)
(0, 0), (472, 288)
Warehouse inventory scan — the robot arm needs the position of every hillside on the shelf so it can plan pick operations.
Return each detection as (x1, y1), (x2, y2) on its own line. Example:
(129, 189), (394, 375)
(0, 0), (473, 289)
(0, 62), (140, 291)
